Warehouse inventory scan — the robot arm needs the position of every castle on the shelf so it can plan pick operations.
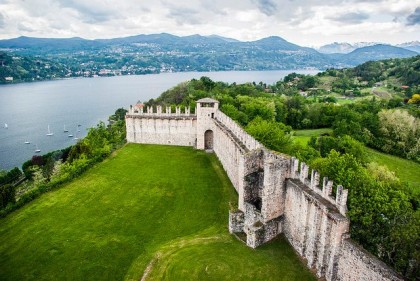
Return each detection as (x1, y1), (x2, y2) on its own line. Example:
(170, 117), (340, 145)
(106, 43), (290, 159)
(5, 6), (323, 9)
(126, 98), (403, 281)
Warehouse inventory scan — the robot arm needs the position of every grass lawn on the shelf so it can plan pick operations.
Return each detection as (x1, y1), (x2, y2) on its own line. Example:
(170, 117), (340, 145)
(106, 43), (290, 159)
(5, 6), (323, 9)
(366, 148), (420, 194)
(0, 144), (315, 281)
(293, 128), (332, 146)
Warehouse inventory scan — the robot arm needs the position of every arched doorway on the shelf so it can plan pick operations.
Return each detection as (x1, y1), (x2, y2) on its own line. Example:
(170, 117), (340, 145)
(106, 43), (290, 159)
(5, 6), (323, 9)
(204, 130), (214, 149)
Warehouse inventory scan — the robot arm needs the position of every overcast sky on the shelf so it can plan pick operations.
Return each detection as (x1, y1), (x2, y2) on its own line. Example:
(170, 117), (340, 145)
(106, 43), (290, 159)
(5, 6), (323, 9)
(0, 0), (419, 46)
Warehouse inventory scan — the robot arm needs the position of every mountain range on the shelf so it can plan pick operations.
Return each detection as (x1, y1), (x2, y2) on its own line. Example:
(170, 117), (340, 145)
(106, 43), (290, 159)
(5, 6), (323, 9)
(0, 33), (418, 79)
(317, 41), (420, 54)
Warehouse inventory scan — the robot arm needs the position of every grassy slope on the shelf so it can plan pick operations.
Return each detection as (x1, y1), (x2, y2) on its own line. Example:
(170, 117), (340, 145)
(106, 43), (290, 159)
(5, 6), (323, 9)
(0, 144), (315, 281)
(293, 128), (332, 146)
(366, 148), (420, 194)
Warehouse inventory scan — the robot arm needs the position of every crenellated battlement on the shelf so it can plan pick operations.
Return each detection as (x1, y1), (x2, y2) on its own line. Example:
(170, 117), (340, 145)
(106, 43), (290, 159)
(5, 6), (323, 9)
(290, 157), (348, 216)
(127, 104), (194, 117)
(214, 111), (262, 151)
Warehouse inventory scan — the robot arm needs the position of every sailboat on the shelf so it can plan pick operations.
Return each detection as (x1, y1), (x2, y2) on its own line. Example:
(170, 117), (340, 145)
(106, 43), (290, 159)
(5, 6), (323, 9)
(46, 125), (54, 136)
(64, 125), (68, 132)
(34, 144), (41, 153)
(4, 123), (8, 129)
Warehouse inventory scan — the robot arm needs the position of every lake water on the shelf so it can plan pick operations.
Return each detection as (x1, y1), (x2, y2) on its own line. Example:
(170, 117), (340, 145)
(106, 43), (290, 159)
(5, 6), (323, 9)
(0, 70), (318, 170)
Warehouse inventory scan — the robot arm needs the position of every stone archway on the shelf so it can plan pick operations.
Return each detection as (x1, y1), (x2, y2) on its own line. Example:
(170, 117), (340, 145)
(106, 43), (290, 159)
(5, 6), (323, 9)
(204, 130), (214, 150)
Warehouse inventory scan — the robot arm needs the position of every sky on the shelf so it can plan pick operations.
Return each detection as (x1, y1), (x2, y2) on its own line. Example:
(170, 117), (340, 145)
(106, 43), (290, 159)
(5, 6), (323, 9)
(0, 0), (419, 47)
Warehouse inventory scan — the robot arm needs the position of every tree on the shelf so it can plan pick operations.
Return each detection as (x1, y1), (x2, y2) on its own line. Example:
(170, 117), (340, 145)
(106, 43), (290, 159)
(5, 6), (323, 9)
(245, 117), (292, 153)
(0, 184), (15, 209)
(378, 109), (420, 159)
(408, 94), (420, 105)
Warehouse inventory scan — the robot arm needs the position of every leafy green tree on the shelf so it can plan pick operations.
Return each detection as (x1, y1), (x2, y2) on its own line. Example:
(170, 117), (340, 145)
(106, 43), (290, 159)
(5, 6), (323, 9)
(237, 96), (276, 124)
(0, 184), (15, 209)
(0, 167), (22, 186)
(309, 135), (367, 164)
(220, 104), (248, 125)
(378, 109), (420, 159)
(408, 94), (420, 105)
(245, 117), (292, 153)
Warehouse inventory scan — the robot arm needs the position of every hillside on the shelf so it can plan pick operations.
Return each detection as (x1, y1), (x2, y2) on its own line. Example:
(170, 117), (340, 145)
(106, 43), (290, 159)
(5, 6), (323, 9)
(0, 51), (69, 83)
(1, 33), (418, 83)
(0, 144), (315, 281)
(339, 44), (418, 65)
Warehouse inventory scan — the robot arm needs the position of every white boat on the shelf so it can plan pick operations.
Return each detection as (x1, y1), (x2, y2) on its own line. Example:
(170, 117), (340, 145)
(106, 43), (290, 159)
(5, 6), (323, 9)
(68, 133), (73, 137)
(46, 125), (54, 136)
(35, 144), (41, 153)
(64, 125), (68, 132)
(4, 123), (8, 129)
(24, 141), (30, 144)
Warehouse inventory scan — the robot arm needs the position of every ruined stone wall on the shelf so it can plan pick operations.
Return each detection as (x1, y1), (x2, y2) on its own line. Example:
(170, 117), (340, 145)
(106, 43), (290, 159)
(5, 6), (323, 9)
(283, 158), (350, 280)
(126, 106), (197, 147)
(336, 239), (404, 281)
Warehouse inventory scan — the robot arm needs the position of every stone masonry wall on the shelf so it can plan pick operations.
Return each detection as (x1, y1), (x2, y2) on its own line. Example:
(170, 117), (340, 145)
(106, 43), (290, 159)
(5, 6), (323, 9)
(212, 119), (245, 194)
(214, 111), (262, 151)
(336, 239), (404, 281)
(126, 106), (197, 147)
(283, 178), (349, 280)
(126, 99), (403, 281)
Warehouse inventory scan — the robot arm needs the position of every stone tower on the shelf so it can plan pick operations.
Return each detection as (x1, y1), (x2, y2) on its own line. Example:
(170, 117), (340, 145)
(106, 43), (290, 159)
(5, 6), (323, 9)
(196, 98), (219, 150)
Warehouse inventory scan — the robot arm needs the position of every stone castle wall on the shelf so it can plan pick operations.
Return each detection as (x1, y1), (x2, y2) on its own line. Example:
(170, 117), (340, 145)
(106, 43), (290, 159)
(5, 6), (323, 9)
(126, 99), (403, 281)
(336, 239), (403, 281)
(126, 105), (197, 147)
(214, 111), (262, 151)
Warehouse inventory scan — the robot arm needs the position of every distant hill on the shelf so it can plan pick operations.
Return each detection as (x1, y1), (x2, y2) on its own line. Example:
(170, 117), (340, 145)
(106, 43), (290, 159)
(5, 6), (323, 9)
(396, 41), (420, 53)
(0, 36), (103, 52)
(339, 44), (418, 65)
(0, 51), (69, 83)
(318, 42), (380, 54)
(0, 33), (418, 76)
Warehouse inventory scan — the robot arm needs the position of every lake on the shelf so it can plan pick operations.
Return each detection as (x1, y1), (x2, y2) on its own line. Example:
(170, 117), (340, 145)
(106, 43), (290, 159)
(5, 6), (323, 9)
(0, 70), (318, 170)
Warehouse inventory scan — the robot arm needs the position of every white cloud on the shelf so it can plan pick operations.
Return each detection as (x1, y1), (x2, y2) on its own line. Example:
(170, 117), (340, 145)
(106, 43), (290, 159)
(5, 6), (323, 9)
(0, 0), (418, 46)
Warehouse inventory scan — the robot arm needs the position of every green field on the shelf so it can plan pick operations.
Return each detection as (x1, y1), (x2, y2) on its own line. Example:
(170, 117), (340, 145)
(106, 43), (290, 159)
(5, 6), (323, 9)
(293, 128), (333, 146)
(0, 144), (315, 281)
(367, 148), (420, 194)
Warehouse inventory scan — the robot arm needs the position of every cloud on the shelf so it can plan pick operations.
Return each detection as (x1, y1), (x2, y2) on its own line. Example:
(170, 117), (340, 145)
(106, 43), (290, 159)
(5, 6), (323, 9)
(0, 12), (4, 28)
(167, 6), (202, 25)
(253, 0), (278, 16)
(17, 22), (35, 32)
(406, 7), (420, 25)
(0, 0), (418, 46)
(58, 0), (119, 23)
(328, 12), (369, 24)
